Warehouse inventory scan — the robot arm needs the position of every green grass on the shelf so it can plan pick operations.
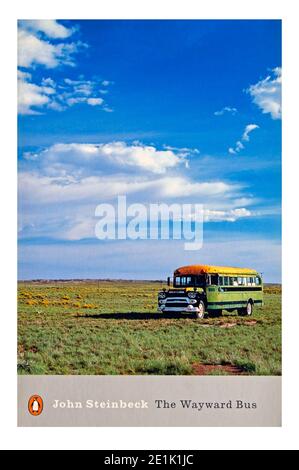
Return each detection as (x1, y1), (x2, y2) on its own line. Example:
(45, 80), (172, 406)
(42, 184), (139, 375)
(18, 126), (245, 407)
(18, 281), (281, 375)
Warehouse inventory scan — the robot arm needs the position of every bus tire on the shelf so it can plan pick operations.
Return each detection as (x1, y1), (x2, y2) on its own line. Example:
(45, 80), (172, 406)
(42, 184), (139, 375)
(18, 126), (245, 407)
(238, 301), (253, 316)
(245, 301), (253, 316)
(195, 300), (205, 319)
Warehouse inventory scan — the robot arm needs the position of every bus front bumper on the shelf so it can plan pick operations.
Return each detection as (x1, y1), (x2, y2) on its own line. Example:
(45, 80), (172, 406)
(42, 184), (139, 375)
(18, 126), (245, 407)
(158, 304), (200, 313)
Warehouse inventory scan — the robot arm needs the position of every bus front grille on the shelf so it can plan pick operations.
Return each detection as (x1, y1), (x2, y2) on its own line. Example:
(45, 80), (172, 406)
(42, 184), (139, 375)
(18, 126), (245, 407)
(165, 301), (188, 308)
(164, 297), (189, 309)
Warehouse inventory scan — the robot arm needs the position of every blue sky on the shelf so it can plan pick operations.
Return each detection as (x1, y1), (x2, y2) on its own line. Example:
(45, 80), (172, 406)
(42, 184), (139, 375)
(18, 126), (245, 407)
(18, 20), (281, 281)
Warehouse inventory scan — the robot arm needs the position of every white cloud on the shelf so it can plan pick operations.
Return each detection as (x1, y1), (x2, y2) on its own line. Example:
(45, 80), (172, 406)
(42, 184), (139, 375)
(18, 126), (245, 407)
(18, 168), (248, 243)
(23, 142), (189, 176)
(203, 207), (251, 222)
(18, 137), (255, 245)
(87, 97), (104, 106)
(247, 67), (281, 120)
(214, 106), (238, 116)
(228, 123), (259, 155)
(18, 73), (109, 115)
(17, 21), (114, 115)
(18, 172), (241, 209)
(19, 204), (253, 243)
(18, 70), (56, 115)
(103, 106), (114, 113)
(19, 20), (74, 39)
(163, 145), (199, 156)
(18, 27), (82, 69)
(242, 124), (259, 141)
(18, 139), (262, 243)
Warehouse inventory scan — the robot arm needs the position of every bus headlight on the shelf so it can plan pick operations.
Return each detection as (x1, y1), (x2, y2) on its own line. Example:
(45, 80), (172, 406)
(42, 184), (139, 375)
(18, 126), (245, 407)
(187, 291), (197, 299)
(158, 292), (166, 299)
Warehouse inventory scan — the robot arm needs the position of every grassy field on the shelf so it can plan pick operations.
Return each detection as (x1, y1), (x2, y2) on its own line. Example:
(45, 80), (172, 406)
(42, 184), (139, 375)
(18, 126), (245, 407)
(18, 281), (281, 376)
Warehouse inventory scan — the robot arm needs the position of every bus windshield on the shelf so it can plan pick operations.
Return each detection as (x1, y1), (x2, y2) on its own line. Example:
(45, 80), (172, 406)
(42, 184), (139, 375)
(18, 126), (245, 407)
(174, 275), (206, 288)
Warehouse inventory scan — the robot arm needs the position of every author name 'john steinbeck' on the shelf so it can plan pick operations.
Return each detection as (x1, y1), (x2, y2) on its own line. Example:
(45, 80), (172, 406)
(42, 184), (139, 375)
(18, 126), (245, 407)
(52, 399), (256, 411)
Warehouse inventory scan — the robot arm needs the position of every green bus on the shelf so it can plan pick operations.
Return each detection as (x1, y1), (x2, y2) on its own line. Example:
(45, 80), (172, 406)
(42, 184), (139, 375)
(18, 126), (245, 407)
(157, 264), (263, 319)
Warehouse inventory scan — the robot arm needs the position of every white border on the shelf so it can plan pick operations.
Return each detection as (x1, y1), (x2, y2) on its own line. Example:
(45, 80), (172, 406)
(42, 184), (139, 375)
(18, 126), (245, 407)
(1, 0), (299, 450)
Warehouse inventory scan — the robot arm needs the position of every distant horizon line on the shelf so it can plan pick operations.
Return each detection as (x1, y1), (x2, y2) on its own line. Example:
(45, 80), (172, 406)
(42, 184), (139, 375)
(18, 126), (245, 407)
(18, 278), (282, 285)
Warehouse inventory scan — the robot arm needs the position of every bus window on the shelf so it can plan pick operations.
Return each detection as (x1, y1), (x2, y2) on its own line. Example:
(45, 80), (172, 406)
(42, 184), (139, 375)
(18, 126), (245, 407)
(233, 277), (238, 286)
(174, 275), (205, 287)
(229, 277), (234, 286)
(195, 275), (206, 287)
(219, 276), (224, 286)
(255, 276), (261, 285)
(224, 277), (229, 286)
(180, 276), (192, 286)
(237, 277), (243, 285)
(210, 275), (218, 285)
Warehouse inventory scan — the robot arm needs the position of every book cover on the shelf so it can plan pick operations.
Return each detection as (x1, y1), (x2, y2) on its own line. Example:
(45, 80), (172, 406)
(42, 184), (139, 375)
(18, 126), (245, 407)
(17, 19), (281, 427)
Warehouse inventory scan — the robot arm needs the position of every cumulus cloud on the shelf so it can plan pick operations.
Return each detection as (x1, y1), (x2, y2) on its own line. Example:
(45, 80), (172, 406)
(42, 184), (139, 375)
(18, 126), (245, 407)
(18, 73), (110, 115)
(20, 19), (74, 39)
(17, 20), (111, 115)
(247, 67), (281, 120)
(19, 172), (239, 206)
(18, 70), (56, 115)
(18, 25), (84, 69)
(18, 131), (266, 245)
(86, 97), (104, 106)
(18, 171), (248, 242)
(242, 124), (259, 141)
(18, 201), (252, 243)
(228, 123), (259, 155)
(202, 207), (251, 222)
(23, 142), (189, 175)
(214, 106), (238, 116)
(18, 139), (254, 241)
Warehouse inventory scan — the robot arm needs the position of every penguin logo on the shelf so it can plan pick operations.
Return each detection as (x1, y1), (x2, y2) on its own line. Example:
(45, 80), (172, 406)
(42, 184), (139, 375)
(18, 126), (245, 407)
(28, 395), (43, 416)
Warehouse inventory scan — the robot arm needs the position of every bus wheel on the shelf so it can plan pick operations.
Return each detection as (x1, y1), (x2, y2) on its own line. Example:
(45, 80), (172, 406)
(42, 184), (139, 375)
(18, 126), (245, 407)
(238, 301), (253, 316)
(245, 301), (253, 316)
(195, 300), (205, 319)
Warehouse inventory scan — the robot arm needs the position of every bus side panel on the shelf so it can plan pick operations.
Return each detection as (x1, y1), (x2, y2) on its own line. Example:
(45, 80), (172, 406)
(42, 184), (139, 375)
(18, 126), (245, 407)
(207, 286), (263, 310)
(206, 287), (245, 310)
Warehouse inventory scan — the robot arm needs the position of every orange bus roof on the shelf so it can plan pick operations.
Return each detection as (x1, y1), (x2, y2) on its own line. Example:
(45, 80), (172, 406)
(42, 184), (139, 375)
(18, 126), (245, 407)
(174, 265), (258, 276)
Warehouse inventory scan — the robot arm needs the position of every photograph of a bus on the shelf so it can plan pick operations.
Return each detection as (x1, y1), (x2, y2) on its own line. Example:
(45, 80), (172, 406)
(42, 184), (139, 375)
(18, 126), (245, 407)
(158, 265), (263, 319)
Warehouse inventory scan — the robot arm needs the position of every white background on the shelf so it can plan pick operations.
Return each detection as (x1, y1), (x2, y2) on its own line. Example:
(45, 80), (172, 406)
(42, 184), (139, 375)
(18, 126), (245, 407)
(0, 0), (298, 450)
